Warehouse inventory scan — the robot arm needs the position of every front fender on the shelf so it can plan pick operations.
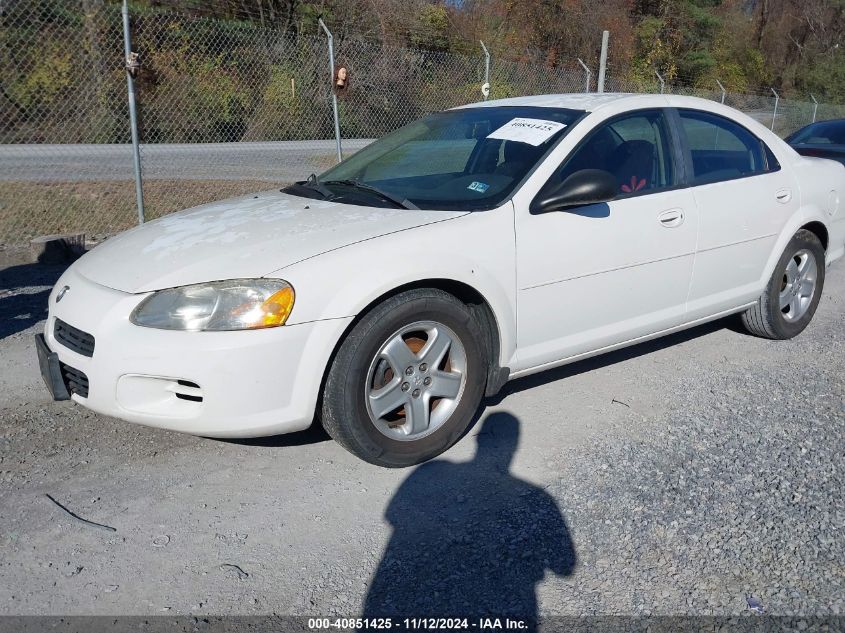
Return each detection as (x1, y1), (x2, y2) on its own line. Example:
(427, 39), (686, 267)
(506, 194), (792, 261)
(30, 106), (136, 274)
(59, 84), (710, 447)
(268, 205), (518, 369)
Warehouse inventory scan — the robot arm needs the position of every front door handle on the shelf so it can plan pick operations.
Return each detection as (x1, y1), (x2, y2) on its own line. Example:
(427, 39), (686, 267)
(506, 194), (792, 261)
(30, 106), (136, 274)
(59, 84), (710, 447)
(658, 208), (685, 228)
(776, 189), (793, 204)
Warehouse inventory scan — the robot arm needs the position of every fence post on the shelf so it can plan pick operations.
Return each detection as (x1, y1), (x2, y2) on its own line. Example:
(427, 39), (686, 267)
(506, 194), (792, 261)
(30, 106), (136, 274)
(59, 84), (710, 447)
(318, 18), (342, 163)
(810, 94), (818, 123)
(577, 58), (592, 93)
(715, 79), (726, 104)
(654, 70), (665, 94)
(480, 41), (491, 100)
(597, 31), (609, 94)
(770, 88), (779, 131)
(121, 0), (145, 224)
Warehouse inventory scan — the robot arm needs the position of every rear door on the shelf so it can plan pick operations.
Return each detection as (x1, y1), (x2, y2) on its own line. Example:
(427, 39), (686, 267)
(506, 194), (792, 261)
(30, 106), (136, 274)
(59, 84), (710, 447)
(675, 109), (800, 319)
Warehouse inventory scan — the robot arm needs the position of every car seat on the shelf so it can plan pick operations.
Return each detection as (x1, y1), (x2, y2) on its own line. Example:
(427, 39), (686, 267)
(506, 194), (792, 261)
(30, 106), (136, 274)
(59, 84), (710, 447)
(609, 140), (656, 193)
(495, 141), (544, 178)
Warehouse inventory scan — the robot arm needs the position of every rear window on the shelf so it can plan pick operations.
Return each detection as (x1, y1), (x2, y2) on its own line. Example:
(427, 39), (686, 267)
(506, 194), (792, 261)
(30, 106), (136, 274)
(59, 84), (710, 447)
(788, 121), (845, 145)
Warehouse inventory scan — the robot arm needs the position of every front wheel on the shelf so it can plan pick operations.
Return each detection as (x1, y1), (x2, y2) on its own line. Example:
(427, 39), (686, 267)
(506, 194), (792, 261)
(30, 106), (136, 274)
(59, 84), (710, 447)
(741, 229), (825, 339)
(321, 289), (488, 467)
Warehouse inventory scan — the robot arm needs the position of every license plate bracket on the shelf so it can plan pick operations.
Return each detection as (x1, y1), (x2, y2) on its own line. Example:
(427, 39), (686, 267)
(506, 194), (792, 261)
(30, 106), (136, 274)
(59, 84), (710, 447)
(35, 333), (70, 401)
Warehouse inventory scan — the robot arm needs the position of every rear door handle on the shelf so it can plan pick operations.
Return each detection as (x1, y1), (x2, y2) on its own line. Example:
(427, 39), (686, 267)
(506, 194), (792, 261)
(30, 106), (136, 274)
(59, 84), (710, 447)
(776, 189), (792, 203)
(658, 208), (685, 228)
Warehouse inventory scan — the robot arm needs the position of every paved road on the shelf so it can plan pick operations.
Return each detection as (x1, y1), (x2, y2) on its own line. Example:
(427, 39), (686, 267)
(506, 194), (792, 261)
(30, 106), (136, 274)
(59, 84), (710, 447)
(0, 250), (843, 620)
(0, 140), (373, 183)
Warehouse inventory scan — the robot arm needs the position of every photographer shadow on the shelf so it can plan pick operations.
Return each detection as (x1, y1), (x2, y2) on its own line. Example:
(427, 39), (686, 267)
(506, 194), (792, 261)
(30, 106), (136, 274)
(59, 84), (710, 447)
(362, 412), (576, 624)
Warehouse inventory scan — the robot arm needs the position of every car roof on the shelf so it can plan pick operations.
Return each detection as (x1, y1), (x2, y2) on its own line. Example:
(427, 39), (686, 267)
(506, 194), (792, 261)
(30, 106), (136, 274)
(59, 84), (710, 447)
(453, 92), (792, 158)
(456, 92), (724, 114)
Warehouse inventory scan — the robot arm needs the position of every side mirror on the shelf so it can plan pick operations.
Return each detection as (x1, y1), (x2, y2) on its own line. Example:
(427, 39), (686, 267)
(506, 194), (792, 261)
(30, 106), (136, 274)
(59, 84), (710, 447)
(532, 169), (618, 213)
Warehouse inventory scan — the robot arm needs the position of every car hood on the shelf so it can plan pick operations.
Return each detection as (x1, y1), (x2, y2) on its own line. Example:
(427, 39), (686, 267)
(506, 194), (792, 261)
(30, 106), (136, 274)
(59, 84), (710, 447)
(76, 190), (467, 293)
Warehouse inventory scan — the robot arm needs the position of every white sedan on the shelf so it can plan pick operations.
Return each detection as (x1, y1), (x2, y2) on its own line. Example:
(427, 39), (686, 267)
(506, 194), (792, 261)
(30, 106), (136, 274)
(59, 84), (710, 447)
(37, 93), (845, 467)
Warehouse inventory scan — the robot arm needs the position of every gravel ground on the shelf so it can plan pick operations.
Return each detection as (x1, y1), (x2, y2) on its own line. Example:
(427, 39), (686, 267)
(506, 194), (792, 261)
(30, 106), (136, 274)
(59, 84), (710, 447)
(0, 248), (842, 622)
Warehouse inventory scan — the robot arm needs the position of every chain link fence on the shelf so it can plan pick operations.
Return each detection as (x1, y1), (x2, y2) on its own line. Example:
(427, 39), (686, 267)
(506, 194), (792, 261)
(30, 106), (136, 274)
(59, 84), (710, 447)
(605, 73), (845, 138)
(3, 0), (845, 247)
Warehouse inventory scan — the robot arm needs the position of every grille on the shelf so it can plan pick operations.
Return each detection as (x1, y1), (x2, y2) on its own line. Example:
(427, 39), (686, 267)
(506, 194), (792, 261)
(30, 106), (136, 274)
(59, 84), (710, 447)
(54, 318), (95, 357)
(60, 362), (89, 398)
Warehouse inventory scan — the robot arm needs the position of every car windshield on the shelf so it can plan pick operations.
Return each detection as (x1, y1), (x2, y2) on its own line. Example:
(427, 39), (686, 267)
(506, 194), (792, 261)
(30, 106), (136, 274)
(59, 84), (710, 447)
(290, 106), (584, 211)
(788, 120), (845, 145)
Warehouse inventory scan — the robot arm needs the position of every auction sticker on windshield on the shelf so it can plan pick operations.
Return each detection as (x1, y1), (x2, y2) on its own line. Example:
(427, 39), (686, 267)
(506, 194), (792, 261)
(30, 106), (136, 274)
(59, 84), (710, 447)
(487, 117), (567, 146)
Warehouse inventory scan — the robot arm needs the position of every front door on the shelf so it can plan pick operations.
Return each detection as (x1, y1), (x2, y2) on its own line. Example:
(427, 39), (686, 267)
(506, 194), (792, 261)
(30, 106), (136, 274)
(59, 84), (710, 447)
(514, 108), (698, 371)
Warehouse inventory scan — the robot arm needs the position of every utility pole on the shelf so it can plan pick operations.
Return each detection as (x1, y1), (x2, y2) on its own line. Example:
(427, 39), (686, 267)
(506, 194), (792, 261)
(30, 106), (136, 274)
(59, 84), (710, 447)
(597, 31), (609, 94)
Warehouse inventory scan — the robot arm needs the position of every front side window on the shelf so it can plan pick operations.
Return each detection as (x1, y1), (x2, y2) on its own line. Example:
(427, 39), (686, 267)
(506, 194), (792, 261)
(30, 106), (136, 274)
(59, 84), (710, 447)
(678, 110), (769, 184)
(540, 109), (676, 199)
(298, 106), (584, 211)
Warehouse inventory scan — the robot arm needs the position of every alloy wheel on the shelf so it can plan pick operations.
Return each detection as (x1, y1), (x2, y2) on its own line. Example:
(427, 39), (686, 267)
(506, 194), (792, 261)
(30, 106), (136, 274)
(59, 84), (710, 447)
(779, 248), (818, 322)
(365, 321), (467, 441)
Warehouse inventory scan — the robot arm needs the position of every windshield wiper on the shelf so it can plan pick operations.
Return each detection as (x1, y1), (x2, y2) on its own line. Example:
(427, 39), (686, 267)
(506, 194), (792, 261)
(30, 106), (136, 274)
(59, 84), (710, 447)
(299, 173), (334, 199)
(324, 179), (419, 210)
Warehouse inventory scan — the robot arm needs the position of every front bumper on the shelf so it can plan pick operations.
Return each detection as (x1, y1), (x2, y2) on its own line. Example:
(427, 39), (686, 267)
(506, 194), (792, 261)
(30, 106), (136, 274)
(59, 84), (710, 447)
(40, 266), (353, 438)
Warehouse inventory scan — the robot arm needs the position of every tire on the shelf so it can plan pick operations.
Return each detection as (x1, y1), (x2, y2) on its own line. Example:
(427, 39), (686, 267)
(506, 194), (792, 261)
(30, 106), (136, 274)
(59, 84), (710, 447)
(321, 288), (488, 467)
(741, 229), (825, 340)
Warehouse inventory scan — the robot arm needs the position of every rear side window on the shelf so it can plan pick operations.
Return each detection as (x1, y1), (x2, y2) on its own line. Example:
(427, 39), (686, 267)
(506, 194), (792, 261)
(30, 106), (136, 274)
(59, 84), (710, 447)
(763, 144), (780, 171)
(678, 110), (772, 184)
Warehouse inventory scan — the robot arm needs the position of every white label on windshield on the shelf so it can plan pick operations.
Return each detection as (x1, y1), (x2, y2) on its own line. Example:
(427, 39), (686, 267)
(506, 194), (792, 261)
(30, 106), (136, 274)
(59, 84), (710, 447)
(486, 117), (566, 146)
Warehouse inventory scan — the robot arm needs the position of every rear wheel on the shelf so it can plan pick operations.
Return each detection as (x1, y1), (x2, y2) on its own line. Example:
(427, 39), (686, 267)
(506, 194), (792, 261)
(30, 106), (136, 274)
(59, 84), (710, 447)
(321, 289), (488, 467)
(741, 229), (825, 339)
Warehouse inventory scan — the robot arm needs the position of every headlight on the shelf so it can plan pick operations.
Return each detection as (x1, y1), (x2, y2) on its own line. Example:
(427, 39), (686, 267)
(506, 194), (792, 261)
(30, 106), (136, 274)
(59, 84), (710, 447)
(130, 279), (295, 331)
